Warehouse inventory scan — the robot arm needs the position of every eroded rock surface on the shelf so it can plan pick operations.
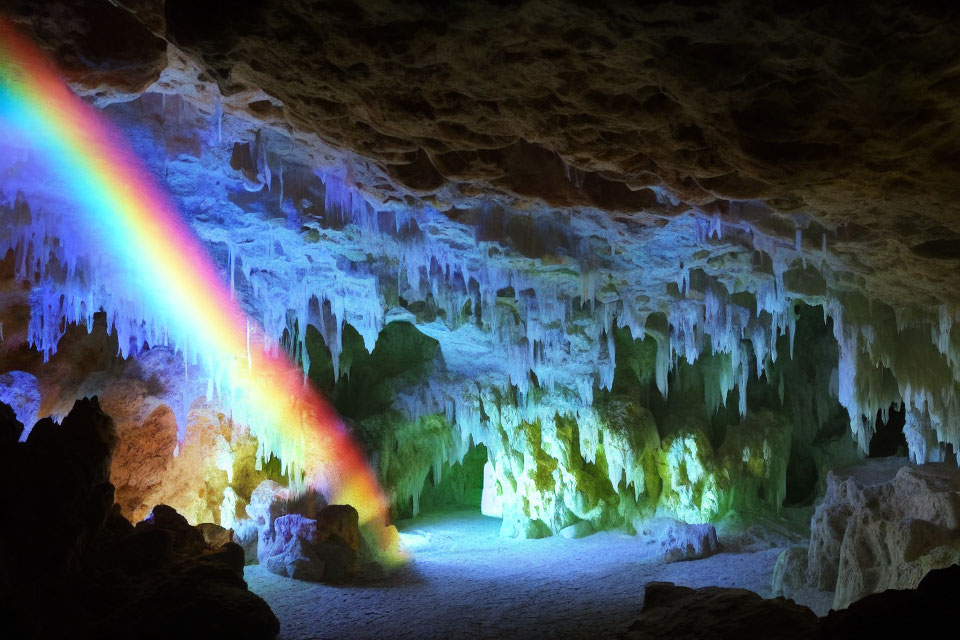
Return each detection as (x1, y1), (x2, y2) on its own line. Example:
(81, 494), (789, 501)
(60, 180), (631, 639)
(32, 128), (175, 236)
(8, 0), (960, 310)
(806, 458), (960, 609)
(4, 2), (960, 564)
(247, 479), (365, 582)
(638, 518), (720, 563)
(4, 0), (960, 539)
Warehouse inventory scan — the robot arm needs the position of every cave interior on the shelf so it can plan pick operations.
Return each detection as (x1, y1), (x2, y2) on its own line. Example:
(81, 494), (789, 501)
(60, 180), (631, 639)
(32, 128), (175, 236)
(3, 1), (960, 639)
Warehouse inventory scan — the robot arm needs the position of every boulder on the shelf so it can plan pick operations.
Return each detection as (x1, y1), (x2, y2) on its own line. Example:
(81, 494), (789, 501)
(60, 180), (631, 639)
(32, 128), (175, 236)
(806, 459), (960, 608)
(821, 564), (960, 638)
(259, 513), (354, 581)
(248, 479), (361, 582)
(317, 503), (361, 551)
(258, 508), (359, 582)
(626, 564), (960, 639)
(196, 521), (233, 548)
(639, 518), (720, 562)
(771, 546), (809, 599)
(233, 517), (260, 564)
(623, 581), (820, 640)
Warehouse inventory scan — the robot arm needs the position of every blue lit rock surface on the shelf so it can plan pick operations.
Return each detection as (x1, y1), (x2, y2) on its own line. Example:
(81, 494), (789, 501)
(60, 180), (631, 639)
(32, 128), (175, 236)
(803, 458), (960, 609)
(0, 370), (40, 438)
(4, 1), (960, 555)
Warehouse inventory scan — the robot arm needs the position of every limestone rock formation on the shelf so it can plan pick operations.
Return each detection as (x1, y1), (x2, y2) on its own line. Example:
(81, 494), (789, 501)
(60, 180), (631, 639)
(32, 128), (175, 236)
(771, 545), (809, 600)
(247, 479), (365, 582)
(234, 517), (261, 564)
(5, 1), (960, 579)
(821, 564), (960, 638)
(2, 1), (960, 501)
(806, 458), (960, 609)
(559, 520), (595, 539)
(259, 511), (359, 582)
(478, 389), (807, 539)
(0, 370), (40, 438)
(638, 518), (720, 563)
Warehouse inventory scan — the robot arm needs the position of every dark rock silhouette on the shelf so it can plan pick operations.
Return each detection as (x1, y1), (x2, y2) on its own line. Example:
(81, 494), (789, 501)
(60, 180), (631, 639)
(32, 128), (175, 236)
(0, 397), (279, 639)
(625, 563), (960, 639)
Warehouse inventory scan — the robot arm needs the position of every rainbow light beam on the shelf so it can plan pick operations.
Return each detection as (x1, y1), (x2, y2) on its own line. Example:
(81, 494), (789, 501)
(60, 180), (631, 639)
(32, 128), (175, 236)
(0, 18), (397, 552)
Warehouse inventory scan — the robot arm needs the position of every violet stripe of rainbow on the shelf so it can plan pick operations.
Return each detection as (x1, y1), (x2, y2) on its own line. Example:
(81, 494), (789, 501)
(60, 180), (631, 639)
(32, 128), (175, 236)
(0, 19), (391, 535)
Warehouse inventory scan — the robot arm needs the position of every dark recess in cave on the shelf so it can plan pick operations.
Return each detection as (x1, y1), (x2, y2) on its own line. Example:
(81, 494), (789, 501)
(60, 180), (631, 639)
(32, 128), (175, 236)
(306, 319), (439, 423)
(868, 403), (907, 458)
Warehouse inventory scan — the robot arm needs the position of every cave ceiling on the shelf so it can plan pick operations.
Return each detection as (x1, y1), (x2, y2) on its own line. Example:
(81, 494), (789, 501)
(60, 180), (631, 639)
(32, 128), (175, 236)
(8, 0), (960, 305)
(3, 0), (960, 467)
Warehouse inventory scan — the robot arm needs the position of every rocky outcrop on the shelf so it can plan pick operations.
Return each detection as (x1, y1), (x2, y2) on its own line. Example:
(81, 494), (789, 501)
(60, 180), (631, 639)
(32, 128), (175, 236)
(0, 370), (40, 438)
(7, 1), (959, 534)
(819, 564), (960, 637)
(638, 518), (720, 563)
(805, 458), (960, 609)
(247, 479), (363, 582)
(771, 545), (809, 600)
(234, 517), (261, 564)
(259, 510), (359, 582)
(628, 564), (960, 639)
(481, 397), (802, 538)
(0, 398), (279, 639)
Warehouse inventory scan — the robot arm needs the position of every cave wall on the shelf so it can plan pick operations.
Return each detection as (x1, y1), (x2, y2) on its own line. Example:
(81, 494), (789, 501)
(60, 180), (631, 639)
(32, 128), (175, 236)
(2, 1), (960, 539)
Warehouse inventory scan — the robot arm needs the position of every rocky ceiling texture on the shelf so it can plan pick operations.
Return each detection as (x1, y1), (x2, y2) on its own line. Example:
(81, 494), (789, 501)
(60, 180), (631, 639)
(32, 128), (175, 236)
(3, 0), (960, 535)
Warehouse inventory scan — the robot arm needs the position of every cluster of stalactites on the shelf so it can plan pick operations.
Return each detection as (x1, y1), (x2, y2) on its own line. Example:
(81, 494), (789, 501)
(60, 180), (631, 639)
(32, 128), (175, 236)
(822, 295), (960, 461)
(9, 109), (960, 472)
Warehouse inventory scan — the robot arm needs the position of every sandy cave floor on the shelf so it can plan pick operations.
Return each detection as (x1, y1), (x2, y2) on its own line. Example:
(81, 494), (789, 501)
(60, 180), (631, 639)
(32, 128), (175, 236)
(245, 510), (833, 640)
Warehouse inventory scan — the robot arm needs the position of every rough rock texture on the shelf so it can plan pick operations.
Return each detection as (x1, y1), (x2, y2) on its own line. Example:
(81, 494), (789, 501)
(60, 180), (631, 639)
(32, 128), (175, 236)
(4, 0), (960, 550)
(638, 518), (720, 562)
(259, 512), (358, 582)
(234, 517), (261, 564)
(480, 391), (808, 538)
(771, 545), (809, 600)
(0, 370), (40, 438)
(0, 310), (283, 528)
(820, 564), (960, 637)
(8, 0), (960, 310)
(623, 581), (820, 640)
(806, 458), (960, 609)
(247, 479), (365, 582)
(0, 398), (279, 639)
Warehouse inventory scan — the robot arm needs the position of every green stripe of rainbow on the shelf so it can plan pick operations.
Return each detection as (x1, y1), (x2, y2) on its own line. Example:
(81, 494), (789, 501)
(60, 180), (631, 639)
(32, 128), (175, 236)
(0, 18), (395, 549)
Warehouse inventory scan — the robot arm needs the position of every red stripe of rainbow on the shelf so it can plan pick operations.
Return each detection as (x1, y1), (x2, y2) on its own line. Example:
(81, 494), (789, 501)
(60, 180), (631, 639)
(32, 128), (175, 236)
(0, 18), (394, 548)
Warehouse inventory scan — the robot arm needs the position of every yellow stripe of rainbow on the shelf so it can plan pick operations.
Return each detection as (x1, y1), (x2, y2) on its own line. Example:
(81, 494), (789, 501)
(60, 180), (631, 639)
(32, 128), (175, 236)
(0, 19), (393, 545)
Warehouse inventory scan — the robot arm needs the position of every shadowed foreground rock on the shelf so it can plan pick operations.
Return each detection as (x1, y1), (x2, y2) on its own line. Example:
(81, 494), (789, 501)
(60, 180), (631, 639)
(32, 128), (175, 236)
(623, 582), (819, 640)
(626, 564), (960, 639)
(0, 398), (279, 639)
